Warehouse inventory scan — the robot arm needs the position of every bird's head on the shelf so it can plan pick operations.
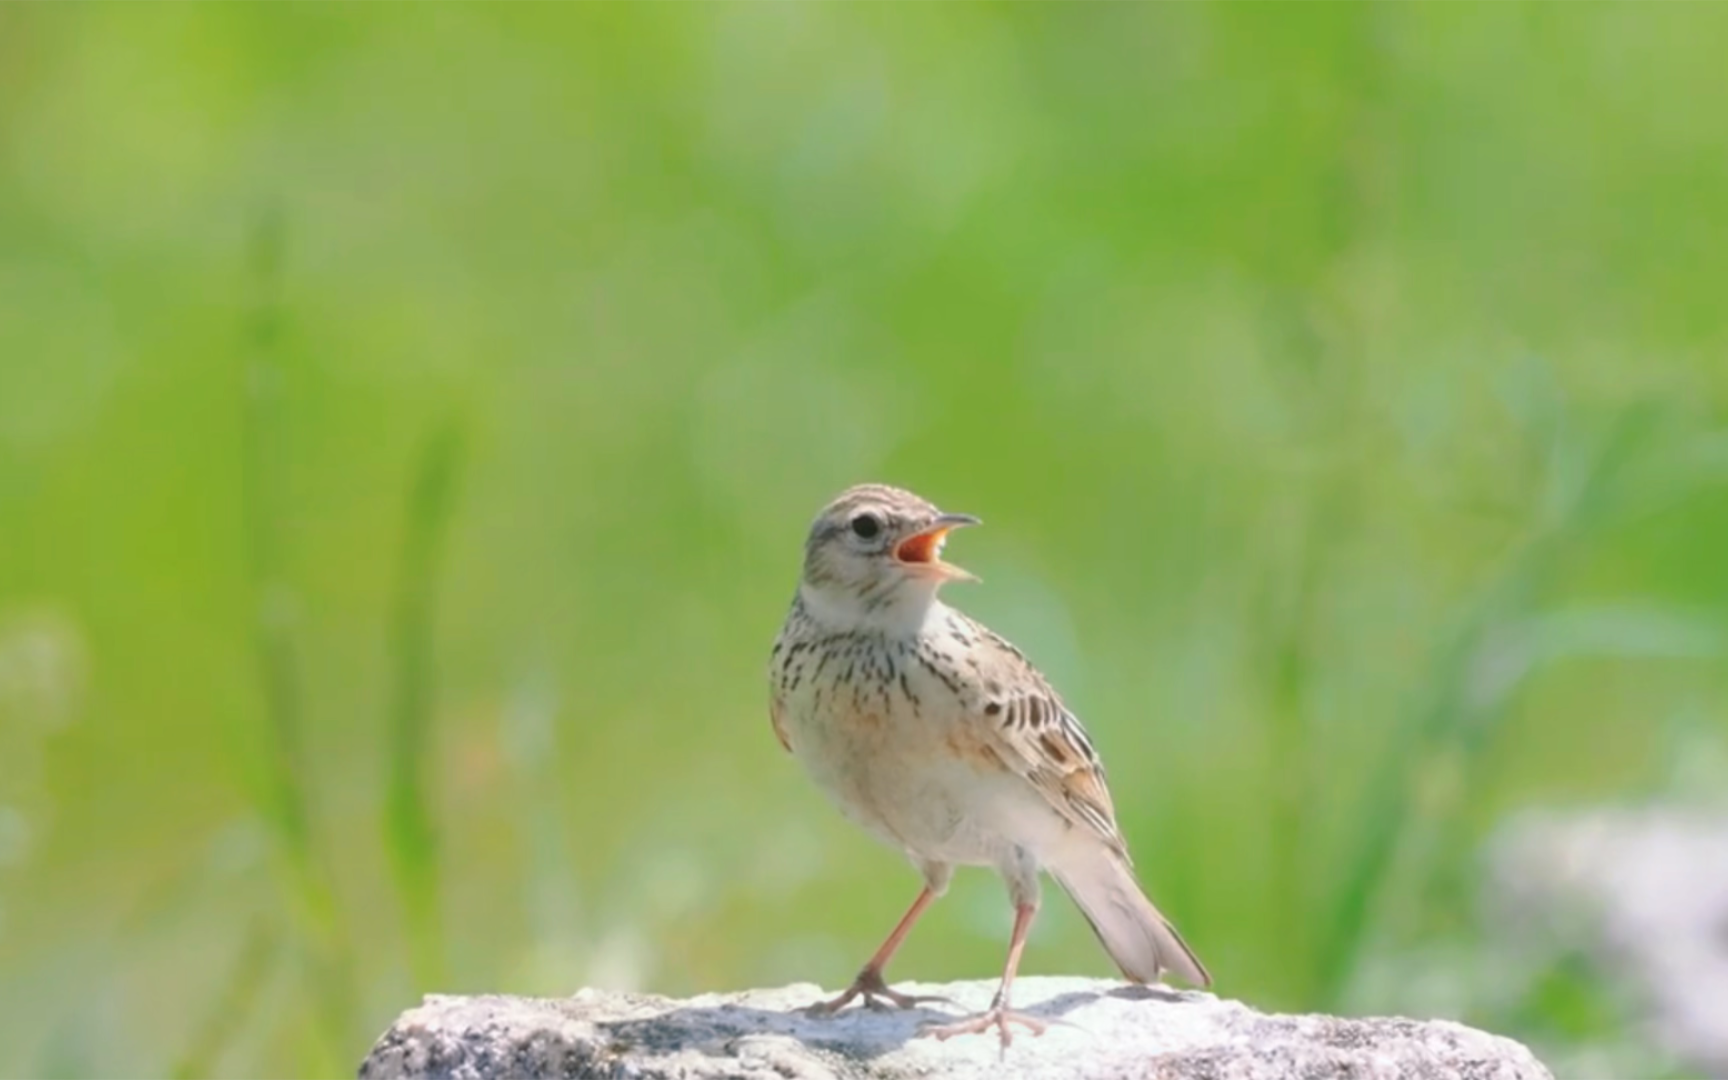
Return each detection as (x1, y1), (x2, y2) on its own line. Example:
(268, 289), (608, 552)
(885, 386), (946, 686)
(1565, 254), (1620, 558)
(797, 483), (980, 627)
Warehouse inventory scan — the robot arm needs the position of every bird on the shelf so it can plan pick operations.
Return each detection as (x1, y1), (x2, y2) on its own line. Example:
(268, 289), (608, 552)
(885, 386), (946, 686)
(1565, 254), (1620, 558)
(767, 482), (1210, 1048)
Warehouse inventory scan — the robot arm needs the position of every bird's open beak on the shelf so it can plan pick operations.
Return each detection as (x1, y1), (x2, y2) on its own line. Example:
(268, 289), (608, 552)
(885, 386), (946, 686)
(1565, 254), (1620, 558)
(894, 513), (981, 583)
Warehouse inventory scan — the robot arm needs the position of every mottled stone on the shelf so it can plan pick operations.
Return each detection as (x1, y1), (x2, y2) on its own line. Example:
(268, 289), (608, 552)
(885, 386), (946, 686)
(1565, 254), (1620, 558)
(360, 977), (1552, 1080)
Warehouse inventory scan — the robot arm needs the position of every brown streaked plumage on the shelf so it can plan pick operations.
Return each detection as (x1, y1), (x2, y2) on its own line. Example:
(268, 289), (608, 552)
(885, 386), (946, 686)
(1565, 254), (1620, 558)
(768, 483), (1209, 1050)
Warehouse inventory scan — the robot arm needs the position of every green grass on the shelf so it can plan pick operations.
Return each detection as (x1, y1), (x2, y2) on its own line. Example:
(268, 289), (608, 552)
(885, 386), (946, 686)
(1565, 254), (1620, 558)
(2, 5), (1727, 1077)
(383, 420), (463, 994)
(238, 209), (357, 1074)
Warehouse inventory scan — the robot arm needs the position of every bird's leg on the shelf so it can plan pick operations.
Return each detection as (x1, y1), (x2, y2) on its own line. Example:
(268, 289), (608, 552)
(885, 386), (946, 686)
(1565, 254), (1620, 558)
(923, 902), (1048, 1050)
(809, 886), (953, 1013)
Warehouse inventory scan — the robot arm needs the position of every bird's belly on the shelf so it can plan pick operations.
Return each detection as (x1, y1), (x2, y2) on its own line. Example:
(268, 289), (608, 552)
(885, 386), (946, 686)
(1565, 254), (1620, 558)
(785, 692), (1051, 866)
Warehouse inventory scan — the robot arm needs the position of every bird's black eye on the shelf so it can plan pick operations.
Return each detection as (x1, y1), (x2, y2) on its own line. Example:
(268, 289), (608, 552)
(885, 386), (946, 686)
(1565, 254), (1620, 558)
(850, 513), (881, 540)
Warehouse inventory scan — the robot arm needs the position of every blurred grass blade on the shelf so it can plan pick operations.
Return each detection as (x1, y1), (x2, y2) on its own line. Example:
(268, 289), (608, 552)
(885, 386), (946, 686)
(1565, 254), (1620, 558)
(239, 206), (357, 1069)
(171, 918), (279, 1080)
(1313, 581), (1526, 1006)
(1514, 603), (1725, 666)
(1312, 396), (1665, 1005)
(384, 421), (465, 990)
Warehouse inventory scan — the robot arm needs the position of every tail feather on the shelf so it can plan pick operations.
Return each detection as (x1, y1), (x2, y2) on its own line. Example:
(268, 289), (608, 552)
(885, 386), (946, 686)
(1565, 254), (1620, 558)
(1051, 842), (1211, 988)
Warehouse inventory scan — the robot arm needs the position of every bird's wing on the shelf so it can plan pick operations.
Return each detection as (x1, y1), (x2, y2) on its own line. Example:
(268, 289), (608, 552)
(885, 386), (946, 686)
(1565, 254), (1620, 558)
(959, 617), (1131, 860)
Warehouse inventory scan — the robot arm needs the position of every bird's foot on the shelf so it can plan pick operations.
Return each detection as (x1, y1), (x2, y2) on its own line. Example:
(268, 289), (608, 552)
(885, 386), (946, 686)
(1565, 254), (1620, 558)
(921, 1002), (1047, 1050)
(807, 968), (955, 1015)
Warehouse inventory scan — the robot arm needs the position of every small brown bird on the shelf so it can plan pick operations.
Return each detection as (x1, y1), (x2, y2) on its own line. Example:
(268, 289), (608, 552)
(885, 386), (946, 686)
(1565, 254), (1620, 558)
(768, 483), (1209, 1047)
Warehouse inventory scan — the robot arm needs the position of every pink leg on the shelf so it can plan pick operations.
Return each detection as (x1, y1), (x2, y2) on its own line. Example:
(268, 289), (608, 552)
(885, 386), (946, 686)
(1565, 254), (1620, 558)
(923, 903), (1048, 1049)
(809, 887), (954, 1013)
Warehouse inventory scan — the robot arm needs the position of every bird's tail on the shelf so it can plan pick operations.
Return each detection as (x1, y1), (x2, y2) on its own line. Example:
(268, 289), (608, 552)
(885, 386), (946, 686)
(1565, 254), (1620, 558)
(1050, 841), (1211, 988)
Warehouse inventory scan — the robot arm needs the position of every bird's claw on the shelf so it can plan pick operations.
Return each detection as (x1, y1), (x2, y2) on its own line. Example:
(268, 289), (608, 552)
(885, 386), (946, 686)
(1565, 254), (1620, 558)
(807, 969), (954, 1015)
(921, 1004), (1047, 1051)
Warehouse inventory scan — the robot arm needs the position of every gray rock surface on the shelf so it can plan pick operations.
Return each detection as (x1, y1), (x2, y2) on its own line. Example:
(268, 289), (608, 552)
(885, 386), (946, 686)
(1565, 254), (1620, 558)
(359, 976), (1553, 1080)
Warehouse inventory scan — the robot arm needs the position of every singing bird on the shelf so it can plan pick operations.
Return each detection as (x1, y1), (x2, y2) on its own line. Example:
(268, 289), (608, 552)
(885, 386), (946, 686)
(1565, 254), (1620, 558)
(767, 483), (1209, 1047)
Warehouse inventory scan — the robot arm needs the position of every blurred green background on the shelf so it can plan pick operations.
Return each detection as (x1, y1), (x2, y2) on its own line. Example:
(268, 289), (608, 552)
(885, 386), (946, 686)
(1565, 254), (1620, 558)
(3, 4), (1728, 1077)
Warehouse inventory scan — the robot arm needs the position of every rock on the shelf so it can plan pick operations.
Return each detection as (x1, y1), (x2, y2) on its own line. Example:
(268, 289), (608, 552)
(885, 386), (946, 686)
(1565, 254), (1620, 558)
(1486, 805), (1728, 1076)
(359, 977), (1553, 1080)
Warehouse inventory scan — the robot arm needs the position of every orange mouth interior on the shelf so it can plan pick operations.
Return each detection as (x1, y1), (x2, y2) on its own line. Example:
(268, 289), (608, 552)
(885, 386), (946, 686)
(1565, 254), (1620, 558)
(895, 529), (948, 564)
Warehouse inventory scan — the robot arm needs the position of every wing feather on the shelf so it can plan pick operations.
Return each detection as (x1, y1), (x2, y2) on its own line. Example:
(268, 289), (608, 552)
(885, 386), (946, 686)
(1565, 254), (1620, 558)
(962, 618), (1130, 860)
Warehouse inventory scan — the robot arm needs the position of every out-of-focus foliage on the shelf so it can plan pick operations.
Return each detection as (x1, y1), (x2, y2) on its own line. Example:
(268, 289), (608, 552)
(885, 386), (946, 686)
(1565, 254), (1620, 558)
(2, 5), (1726, 1077)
